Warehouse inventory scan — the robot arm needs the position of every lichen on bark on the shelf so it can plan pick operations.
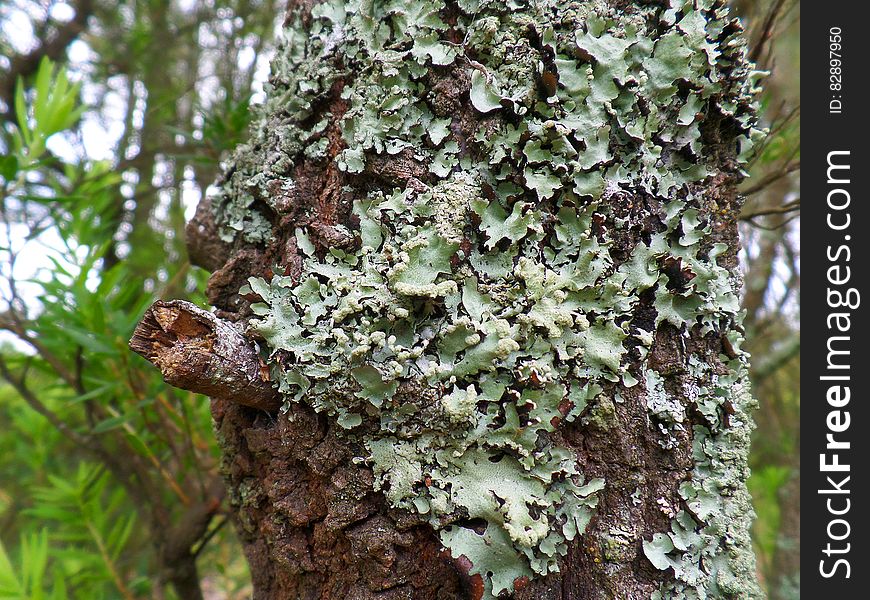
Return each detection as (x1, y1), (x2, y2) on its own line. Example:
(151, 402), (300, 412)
(190, 0), (765, 597)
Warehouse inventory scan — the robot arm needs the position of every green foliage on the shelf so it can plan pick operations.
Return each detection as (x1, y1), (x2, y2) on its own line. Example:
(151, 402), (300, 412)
(172, 93), (257, 166)
(747, 465), (791, 562)
(1, 2), (279, 595)
(0, 530), (67, 600)
(10, 58), (85, 168)
(25, 464), (137, 598)
(1, 59), (182, 599)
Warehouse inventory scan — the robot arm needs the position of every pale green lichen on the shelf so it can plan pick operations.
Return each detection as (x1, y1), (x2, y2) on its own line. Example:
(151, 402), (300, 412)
(211, 0), (763, 597)
(646, 355), (760, 599)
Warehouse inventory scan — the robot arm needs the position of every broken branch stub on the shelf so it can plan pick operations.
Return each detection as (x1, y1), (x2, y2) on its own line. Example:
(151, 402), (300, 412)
(129, 300), (280, 412)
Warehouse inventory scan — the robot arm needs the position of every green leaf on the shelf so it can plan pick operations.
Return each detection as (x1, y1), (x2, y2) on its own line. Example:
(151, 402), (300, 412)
(14, 78), (31, 146)
(92, 415), (129, 434)
(60, 326), (116, 355)
(123, 432), (153, 458)
(0, 538), (25, 597)
(0, 155), (18, 181)
(68, 382), (119, 405)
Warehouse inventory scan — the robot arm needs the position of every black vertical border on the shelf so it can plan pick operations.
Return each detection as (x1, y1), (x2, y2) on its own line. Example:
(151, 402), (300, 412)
(802, 3), (869, 597)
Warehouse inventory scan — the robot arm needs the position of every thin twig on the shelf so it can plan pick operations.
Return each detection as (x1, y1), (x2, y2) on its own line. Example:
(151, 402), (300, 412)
(741, 160), (800, 197)
(742, 213), (799, 231)
(740, 198), (800, 221)
(0, 355), (95, 451)
(749, 0), (789, 65)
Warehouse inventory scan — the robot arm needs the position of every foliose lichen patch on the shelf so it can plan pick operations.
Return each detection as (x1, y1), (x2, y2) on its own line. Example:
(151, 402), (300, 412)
(209, 0), (764, 597)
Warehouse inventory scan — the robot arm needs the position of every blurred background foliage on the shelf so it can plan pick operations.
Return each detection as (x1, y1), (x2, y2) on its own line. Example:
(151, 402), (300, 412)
(0, 1), (799, 598)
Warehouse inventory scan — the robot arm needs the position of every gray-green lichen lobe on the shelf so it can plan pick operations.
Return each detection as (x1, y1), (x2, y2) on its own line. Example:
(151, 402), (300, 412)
(207, 0), (764, 597)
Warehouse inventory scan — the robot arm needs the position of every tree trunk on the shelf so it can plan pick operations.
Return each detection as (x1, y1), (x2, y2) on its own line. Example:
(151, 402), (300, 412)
(137, 0), (764, 597)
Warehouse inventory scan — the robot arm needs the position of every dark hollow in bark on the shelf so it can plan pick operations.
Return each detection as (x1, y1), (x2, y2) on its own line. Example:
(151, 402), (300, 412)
(129, 300), (280, 413)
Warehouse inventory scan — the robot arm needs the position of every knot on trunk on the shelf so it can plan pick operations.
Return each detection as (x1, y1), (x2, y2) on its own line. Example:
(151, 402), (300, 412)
(129, 300), (280, 412)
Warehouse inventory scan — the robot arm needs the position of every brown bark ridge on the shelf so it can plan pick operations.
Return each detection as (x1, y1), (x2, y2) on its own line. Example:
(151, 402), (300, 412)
(132, 0), (764, 598)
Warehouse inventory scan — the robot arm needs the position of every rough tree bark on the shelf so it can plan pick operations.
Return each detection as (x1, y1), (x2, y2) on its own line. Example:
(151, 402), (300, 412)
(133, 1), (764, 598)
